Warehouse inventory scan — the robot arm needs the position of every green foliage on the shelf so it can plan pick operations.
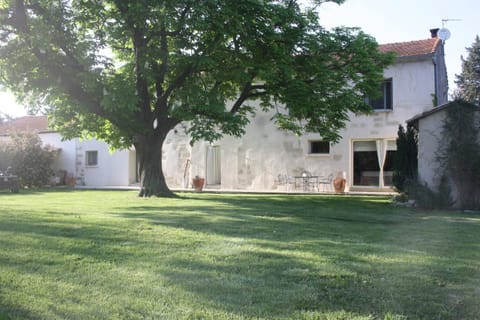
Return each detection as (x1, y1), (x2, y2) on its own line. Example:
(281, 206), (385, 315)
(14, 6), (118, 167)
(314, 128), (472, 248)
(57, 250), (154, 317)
(392, 124), (418, 192)
(0, 0), (393, 195)
(454, 36), (480, 105)
(438, 100), (480, 209)
(0, 143), (14, 171)
(406, 176), (454, 210)
(0, 132), (57, 187)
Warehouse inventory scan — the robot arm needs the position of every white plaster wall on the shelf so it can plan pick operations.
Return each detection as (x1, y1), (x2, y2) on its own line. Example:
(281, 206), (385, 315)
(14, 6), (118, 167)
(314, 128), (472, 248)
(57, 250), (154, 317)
(104, 53), (445, 192)
(78, 139), (131, 186)
(417, 110), (445, 190)
(166, 106), (394, 192)
(388, 60), (436, 112)
(128, 150), (137, 185)
(417, 108), (480, 205)
(162, 58), (439, 192)
(339, 60), (436, 188)
(39, 132), (76, 177)
(163, 126), (192, 188)
(26, 133), (133, 186)
(105, 150), (131, 186)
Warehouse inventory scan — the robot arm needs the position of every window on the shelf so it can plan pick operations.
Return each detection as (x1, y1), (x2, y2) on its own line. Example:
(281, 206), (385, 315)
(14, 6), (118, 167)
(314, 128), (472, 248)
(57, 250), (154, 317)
(309, 141), (330, 154)
(86, 151), (98, 167)
(366, 79), (393, 111)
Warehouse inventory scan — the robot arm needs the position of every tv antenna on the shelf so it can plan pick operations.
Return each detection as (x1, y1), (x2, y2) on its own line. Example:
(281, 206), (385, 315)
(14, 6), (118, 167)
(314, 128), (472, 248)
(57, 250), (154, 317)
(442, 18), (462, 27)
(439, 18), (462, 42)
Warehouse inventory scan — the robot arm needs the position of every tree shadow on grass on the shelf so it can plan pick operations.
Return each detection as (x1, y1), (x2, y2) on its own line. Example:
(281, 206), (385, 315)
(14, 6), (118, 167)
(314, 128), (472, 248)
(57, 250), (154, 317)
(110, 195), (479, 318)
(2, 193), (477, 318)
(0, 302), (39, 320)
(114, 194), (411, 243)
(107, 196), (426, 317)
(0, 213), (145, 273)
(156, 235), (467, 319)
(159, 246), (380, 318)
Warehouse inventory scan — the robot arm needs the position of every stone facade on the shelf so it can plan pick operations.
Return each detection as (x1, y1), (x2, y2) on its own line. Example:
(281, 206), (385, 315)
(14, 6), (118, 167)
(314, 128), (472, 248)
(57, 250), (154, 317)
(163, 34), (449, 192)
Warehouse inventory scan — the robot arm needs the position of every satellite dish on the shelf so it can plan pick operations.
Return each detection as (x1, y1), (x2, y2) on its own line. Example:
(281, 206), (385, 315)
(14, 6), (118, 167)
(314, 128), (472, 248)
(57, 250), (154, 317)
(438, 28), (451, 41)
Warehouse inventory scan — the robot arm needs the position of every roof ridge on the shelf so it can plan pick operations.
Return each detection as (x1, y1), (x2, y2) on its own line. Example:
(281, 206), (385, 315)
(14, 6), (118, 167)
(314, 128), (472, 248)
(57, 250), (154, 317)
(380, 37), (439, 47)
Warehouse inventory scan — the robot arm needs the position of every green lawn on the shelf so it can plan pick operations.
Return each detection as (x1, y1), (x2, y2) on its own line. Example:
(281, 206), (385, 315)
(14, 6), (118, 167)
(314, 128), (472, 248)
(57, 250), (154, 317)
(1, 190), (479, 319)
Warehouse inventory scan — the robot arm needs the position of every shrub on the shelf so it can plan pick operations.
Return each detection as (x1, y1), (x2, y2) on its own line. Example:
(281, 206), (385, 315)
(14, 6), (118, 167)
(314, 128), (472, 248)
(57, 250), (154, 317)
(0, 132), (57, 187)
(0, 143), (14, 172)
(406, 176), (454, 210)
(438, 100), (480, 210)
(393, 124), (418, 192)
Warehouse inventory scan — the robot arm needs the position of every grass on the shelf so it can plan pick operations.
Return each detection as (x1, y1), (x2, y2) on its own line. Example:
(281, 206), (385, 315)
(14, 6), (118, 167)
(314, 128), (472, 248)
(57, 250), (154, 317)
(1, 189), (480, 319)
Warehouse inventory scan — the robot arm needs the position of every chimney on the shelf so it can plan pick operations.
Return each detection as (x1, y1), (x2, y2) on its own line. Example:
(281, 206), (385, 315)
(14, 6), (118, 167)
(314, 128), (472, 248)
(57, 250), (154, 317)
(430, 28), (439, 38)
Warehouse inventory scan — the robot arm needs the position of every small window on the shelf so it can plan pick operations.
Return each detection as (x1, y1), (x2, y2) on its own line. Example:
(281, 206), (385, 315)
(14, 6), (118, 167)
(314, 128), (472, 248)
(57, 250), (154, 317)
(86, 151), (98, 166)
(309, 141), (330, 154)
(366, 79), (393, 111)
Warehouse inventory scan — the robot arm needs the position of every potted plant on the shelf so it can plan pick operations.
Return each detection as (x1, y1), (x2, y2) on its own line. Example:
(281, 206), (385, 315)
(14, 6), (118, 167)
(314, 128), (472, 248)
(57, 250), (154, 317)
(192, 175), (205, 191)
(66, 173), (77, 187)
(67, 176), (77, 187)
(333, 171), (346, 193)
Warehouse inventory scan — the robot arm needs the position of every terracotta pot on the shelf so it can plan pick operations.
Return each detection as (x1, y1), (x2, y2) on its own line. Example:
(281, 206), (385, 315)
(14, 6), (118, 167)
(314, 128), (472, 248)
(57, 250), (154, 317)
(67, 177), (76, 186)
(192, 177), (205, 191)
(333, 178), (346, 193)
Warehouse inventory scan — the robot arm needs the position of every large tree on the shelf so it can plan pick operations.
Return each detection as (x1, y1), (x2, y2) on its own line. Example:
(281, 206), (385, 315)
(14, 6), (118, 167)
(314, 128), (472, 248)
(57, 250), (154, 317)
(0, 0), (393, 197)
(455, 35), (480, 105)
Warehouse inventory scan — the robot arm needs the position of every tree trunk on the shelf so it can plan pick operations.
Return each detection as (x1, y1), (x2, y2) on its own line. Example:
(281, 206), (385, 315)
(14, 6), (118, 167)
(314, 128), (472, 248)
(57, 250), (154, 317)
(135, 132), (176, 197)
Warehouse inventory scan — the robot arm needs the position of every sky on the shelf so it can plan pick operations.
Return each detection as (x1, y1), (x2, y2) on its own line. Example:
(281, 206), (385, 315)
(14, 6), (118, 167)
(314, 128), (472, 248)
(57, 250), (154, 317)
(316, 0), (479, 92)
(1, 0), (478, 118)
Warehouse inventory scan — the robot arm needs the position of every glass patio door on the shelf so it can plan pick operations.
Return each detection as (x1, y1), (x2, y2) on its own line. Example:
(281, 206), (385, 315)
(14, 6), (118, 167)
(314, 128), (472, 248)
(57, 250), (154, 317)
(353, 140), (396, 187)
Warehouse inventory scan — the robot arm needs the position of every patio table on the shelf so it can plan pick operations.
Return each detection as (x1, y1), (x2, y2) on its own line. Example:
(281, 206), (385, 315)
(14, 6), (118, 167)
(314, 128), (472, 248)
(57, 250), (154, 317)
(294, 175), (319, 192)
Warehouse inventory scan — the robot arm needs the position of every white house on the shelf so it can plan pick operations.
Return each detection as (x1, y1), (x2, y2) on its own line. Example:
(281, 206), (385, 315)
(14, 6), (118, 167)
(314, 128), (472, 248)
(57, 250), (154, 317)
(163, 29), (448, 192)
(0, 29), (449, 192)
(0, 116), (138, 187)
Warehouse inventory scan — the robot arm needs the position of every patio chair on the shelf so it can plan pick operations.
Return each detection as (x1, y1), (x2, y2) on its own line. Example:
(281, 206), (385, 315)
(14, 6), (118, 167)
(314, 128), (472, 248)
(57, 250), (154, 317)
(277, 174), (295, 191)
(318, 173), (334, 192)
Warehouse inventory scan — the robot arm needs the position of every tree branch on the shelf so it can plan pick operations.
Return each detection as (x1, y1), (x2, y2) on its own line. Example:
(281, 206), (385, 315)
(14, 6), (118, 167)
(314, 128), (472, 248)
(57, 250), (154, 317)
(115, 1), (152, 121)
(145, 3), (192, 41)
(132, 28), (151, 119)
(159, 64), (194, 109)
(152, 22), (169, 100)
(230, 81), (266, 114)
(13, 0), (28, 33)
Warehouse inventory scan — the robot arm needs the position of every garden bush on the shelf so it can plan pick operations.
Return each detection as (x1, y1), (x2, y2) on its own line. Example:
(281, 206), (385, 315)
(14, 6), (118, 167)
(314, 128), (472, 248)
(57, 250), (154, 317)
(393, 124), (418, 193)
(406, 176), (454, 210)
(0, 132), (57, 187)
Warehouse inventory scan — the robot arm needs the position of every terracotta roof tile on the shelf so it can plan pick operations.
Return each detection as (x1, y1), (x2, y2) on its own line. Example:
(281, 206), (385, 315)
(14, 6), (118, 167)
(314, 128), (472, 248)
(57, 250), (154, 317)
(0, 115), (49, 135)
(379, 38), (441, 57)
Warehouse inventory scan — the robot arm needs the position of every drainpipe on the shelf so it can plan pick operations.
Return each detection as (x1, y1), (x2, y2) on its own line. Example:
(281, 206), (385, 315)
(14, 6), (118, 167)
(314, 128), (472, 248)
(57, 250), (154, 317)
(433, 55), (438, 107)
(430, 28), (439, 107)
